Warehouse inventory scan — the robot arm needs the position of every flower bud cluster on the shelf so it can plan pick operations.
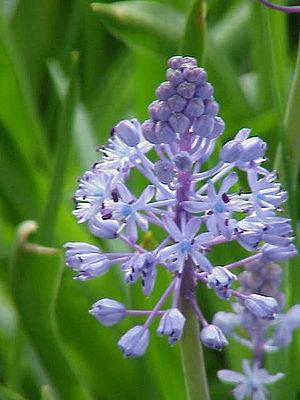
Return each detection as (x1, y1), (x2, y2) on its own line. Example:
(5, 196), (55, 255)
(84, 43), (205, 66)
(142, 56), (224, 145)
(64, 56), (297, 371)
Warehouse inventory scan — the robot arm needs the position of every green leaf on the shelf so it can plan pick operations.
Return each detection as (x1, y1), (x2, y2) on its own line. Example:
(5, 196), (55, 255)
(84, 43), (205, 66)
(179, 0), (206, 62)
(0, 385), (27, 400)
(0, 10), (48, 170)
(0, 122), (42, 223)
(11, 221), (92, 400)
(38, 54), (78, 246)
(48, 59), (97, 168)
(91, 1), (183, 56)
(283, 40), (300, 190)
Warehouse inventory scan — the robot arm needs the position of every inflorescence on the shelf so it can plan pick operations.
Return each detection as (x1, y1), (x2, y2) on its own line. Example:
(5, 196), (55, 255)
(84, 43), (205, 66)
(64, 56), (298, 398)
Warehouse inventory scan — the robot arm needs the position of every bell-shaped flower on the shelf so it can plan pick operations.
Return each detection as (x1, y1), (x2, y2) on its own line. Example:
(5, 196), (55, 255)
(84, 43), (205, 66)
(157, 308), (185, 345)
(200, 324), (228, 350)
(90, 298), (126, 326)
(118, 325), (150, 358)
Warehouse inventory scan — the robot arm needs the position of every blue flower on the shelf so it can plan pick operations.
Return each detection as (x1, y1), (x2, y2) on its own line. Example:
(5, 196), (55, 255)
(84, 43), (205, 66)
(218, 359), (284, 400)
(64, 56), (297, 364)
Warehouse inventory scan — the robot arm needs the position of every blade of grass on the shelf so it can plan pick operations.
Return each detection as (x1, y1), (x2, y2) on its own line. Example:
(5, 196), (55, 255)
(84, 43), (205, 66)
(0, 9), (48, 170)
(179, 0), (206, 62)
(48, 59), (97, 168)
(38, 54), (78, 246)
(11, 221), (92, 400)
(91, 1), (183, 57)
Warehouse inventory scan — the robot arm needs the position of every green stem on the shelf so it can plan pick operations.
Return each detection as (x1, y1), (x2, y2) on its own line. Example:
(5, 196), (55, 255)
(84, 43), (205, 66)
(180, 262), (210, 400)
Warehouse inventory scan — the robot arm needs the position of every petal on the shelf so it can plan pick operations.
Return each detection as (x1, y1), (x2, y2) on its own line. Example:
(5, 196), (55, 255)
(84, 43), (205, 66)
(135, 185), (155, 208)
(159, 244), (180, 260)
(235, 128), (251, 141)
(247, 169), (258, 191)
(191, 250), (213, 272)
(232, 383), (250, 400)
(182, 200), (211, 213)
(220, 172), (238, 194)
(207, 180), (217, 200)
(217, 370), (245, 384)
(163, 217), (183, 241)
(135, 212), (149, 231)
(126, 218), (138, 243)
(184, 217), (201, 241)
(117, 182), (135, 203)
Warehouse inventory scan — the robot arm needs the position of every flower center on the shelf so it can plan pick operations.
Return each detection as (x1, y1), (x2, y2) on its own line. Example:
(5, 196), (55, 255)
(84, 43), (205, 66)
(121, 204), (133, 217)
(180, 240), (192, 254)
(214, 200), (226, 213)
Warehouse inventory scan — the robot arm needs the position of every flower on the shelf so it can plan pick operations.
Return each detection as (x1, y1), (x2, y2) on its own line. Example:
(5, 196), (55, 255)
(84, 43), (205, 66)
(244, 294), (278, 320)
(200, 324), (228, 350)
(90, 299), (126, 326)
(118, 326), (150, 358)
(218, 359), (284, 400)
(64, 56), (297, 369)
(158, 217), (213, 272)
(157, 308), (185, 345)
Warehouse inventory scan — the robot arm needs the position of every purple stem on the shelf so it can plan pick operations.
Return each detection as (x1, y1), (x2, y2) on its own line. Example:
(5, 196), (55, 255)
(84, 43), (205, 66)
(256, 0), (300, 13)
(225, 253), (262, 270)
(143, 279), (176, 329)
(189, 294), (208, 327)
(126, 310), (166, 316)
(172, 274), (183, 308)
(195, 253), (262, 279)
(119, 233), (147, 253)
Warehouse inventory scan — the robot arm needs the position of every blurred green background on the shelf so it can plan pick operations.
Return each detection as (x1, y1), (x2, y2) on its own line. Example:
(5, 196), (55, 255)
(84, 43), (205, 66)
(0, 0), (300, 399)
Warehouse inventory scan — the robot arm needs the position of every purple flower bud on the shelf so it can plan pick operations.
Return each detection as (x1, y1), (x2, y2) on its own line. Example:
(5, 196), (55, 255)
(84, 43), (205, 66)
(181, 56), (197, 66)
(118, 325), (150, 357)
(239, 137), (267, 162)
(185, 98), (204, 118)
(154, 160), (175, 184)
(90, 298), (126, 326)
(167, 94), (187, 112)
(114, 119), (140, 147)
(142, 120), (159, 144)
(183, 67), (205, 83)
(207, 267), (237, 299)
(155, 81), (175, 100)
(220, 141), (243, 163)
(88, 216), (119, 239)
(155, 121), (177, 143)
(195, 82), (213, 99)
(193, 115), (214, 137)
(210, 117), (225, 138)
(64, 242), (111, 280)
(262, 243), (297, 262)
(177, 82), (196, 99)
(213, 311), (241, 336)
(148, 100), (160, 120)
(156, 101), (172, 121)
(169, 113), (191, 134)
(204, 99), (219, 116)
(173, 152), (192, 171)
(200, 324), (228, 350)
(157, 308), (185, 345)
(244, 294), (278, 319)
(168, 56), (185, 69)
(166, 68), (184, 85)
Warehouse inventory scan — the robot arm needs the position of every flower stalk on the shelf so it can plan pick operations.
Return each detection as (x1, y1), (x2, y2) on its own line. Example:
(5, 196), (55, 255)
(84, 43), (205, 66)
(180, 261), (210, 400)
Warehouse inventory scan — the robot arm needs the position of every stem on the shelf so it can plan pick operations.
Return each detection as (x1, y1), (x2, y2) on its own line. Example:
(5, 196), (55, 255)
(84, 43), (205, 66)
(179, 260), (210, 400)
